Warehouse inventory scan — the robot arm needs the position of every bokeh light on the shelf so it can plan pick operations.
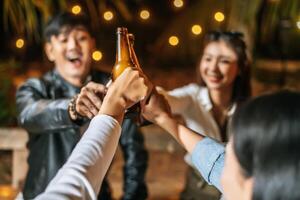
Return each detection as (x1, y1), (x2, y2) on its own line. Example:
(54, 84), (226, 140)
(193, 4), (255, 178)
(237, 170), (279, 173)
(71, 5), (81, 15)
(16, 38), (24, 49)
(214, 12), (225, 22)
(191, 25), (202, 35)
(103, 11), (114, 21)
(92, 50), (103, 61)
(140, 10), (150, 20)
(169, 36), (179, 46)
(173, 0), (184, 8)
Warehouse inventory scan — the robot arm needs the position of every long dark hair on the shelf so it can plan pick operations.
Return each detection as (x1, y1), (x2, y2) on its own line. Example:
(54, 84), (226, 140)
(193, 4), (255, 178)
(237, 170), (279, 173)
(232, 90), (300, 200)
(197, 31), (251, 103)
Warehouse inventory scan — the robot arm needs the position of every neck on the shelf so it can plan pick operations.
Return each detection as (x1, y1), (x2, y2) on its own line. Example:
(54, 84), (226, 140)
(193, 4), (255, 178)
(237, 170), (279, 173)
(209, 86), (233, 110)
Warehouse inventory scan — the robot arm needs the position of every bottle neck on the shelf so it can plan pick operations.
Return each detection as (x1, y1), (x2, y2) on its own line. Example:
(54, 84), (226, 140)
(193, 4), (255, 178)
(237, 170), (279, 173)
(116, 30), (131, 62)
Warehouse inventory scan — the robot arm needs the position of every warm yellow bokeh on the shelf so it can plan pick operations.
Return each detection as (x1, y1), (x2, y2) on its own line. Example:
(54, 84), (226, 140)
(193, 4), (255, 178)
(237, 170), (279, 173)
(92, 50), (103, 61)
(191, 25), (202, 35)
(173, 0), (184, 8)
(169, 36), (179, 46)
(140, 10), (150, 20)
(297, 21), (300, 30)
(103, 11), (114, 21)
(16, 38), (24, 49)
(214, 12), (225, 22)
(71, 5), (81, 15)
(0, 185), (17, 199)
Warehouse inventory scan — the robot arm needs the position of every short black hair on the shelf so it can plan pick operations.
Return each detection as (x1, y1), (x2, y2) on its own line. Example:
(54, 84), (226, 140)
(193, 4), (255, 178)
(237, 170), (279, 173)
(44, 12), (93, 42)
(232, 90), (300, 200)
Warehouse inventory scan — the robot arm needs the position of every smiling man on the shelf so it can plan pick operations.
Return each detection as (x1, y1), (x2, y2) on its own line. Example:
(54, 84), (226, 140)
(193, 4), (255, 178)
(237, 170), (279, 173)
(16, 12), (148, 200)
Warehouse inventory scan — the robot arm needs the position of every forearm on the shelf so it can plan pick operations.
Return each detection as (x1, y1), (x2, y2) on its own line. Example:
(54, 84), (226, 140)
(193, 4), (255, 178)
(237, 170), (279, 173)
(191, 138), (225, 191)
(36, 115), (121, 199)
(18, 99), (76, 133)
(156, 114), (205, 153)
(157, 87), (189, 114)
(158, 114), (224, 191)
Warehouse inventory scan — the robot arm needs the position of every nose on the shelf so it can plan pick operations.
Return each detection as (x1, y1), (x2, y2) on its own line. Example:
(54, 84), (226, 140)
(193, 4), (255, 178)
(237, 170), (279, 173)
(67, 37), (79, 50)
(208, 59), (219, 72)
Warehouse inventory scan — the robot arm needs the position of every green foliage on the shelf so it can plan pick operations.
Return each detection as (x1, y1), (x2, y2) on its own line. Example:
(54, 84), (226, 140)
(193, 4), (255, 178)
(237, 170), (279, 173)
(0, 59), (20, 126)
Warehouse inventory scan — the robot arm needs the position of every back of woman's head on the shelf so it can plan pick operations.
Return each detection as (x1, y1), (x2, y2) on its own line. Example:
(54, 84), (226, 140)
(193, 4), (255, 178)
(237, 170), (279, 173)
(232, 90), (300, 200)
(200, 31), (251, 102)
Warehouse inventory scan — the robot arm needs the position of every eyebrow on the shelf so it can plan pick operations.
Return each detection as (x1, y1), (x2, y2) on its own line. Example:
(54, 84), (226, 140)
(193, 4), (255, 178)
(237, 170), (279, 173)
(203, 53), (234, 60)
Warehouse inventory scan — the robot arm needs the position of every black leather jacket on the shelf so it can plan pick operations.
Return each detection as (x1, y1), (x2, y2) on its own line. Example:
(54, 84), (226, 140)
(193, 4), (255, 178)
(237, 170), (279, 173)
(16, 69), (148, 200)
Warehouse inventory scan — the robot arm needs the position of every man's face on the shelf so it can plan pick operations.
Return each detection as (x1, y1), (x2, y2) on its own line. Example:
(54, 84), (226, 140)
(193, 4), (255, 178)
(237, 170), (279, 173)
(45, 26), (95, 85)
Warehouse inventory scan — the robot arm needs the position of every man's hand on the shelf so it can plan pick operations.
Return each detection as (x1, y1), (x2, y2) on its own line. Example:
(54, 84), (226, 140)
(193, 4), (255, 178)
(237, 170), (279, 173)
(141, 90), (172, 125)
(76, 82), (107, 119)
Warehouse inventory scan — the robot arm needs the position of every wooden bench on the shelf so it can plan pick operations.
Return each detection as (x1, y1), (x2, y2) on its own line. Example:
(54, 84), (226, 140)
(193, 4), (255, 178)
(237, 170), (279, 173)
(0, 128), (28, 188)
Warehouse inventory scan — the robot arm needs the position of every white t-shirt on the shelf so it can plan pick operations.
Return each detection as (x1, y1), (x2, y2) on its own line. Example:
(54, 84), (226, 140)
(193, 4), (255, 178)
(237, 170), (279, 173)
(164, 83), (236, 142)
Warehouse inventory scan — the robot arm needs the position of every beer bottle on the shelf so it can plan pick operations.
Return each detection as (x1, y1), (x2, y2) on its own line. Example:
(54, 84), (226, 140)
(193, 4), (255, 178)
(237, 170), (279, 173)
(112, 27), (135, 80)
(128, 33), (142, 70)
(128, 33), (153, 126)
(112, 27), (141, 122)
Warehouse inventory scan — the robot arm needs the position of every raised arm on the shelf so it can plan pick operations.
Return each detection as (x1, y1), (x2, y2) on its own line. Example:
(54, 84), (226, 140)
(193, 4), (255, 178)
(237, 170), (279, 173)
(142, 91), (224, 191)
(157, 84), (199, 114)
(36, 68), (152, 199)
(16, 79), (77, 133)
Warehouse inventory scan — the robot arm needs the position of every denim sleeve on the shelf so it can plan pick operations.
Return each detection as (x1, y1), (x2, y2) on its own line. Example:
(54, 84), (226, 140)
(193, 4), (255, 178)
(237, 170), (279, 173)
(191, 137), (225, 192)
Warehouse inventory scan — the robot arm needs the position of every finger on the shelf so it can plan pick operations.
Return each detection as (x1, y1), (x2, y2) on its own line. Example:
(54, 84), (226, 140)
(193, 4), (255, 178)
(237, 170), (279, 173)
(81, 107), (95, 119)
(85, 82), (107, 95)
(76, 103), (95, 119)
(84, 90), (102, 109)
(78, 96), (99, 116)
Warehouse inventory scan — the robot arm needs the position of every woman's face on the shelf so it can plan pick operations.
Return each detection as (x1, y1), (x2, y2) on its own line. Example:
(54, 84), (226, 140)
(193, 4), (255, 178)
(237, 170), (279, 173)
(199, 41), (239, 91)
(221, 138), (253, 200)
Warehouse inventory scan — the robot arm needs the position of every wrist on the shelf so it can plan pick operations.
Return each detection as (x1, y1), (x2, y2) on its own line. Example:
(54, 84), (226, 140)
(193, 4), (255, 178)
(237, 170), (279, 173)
(98, 93), (126, 124)
(68, 95), (84, 121)
(155, 112), (174, 126)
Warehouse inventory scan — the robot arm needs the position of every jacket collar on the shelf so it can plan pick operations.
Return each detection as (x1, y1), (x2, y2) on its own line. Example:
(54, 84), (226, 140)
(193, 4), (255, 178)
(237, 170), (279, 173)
(53, 69), (91, 92)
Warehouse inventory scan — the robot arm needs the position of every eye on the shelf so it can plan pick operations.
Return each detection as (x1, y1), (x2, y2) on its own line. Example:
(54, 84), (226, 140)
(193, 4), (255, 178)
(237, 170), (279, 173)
(220, 59), (231, 64)
(203, 56), (212, 62)
(77, 34), (89, 42)
(58, 37), (67, 43)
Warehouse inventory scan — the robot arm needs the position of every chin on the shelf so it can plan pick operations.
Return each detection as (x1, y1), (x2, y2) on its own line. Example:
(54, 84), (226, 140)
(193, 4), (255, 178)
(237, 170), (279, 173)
(206, 83), (224, 90)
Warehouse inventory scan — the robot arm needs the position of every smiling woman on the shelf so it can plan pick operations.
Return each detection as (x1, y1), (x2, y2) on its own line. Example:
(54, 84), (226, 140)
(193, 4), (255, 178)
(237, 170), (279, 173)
(157, 31), (251, 199)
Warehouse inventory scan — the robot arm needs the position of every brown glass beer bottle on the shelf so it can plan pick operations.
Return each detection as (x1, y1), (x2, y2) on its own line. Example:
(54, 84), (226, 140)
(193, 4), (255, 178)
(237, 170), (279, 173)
(112, 27), (141, 122)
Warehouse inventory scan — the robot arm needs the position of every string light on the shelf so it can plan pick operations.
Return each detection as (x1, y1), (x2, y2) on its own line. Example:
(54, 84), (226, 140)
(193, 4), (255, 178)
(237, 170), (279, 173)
(71, 5), (81, 15)
(140, 10), (150, 20)
(297, 21), (300, 30)
(214, 12), (225, 22)
(0, 185), (15, 199)
(92, 50), (103, 61)
(191, 25), (202, 35)
(173, 0), (184, 8)
(16, 38), (24, 49)
(169, 36), (179, 46)
(103, 11), (114, 21)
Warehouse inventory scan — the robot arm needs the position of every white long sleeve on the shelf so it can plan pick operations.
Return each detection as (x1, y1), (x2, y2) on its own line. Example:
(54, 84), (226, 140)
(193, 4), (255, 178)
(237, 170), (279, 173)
(36, 115), (121, 200)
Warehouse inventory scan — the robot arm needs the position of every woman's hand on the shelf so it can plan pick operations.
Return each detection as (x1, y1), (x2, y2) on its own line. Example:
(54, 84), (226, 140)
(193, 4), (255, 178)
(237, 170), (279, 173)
(99, 68), (152, 123)
(142, 90), (172, 125)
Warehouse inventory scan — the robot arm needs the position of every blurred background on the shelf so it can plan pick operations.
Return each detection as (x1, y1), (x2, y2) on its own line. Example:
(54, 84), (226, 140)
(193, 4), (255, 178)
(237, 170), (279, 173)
(0, 0), (300, 199)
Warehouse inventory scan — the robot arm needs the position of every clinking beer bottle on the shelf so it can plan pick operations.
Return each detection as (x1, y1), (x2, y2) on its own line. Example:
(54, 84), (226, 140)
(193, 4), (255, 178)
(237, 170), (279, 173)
(112, 27), (141, 123)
